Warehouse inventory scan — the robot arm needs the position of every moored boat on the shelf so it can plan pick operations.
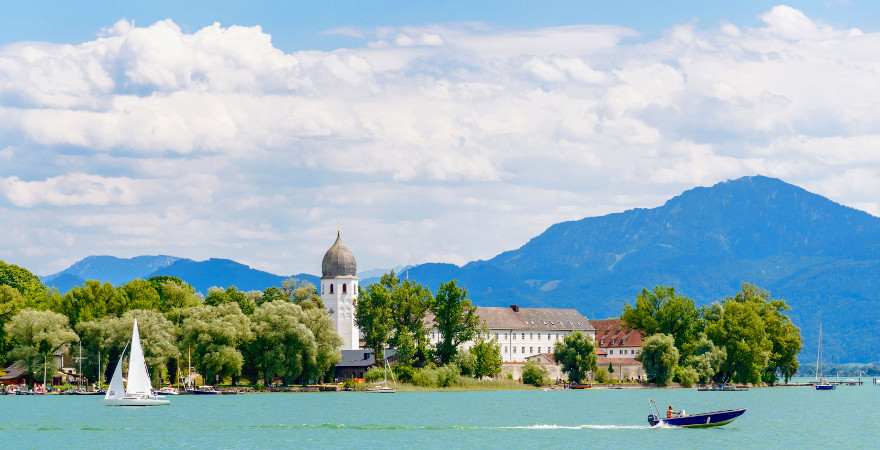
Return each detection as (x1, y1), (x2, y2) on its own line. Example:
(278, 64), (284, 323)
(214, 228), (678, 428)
(156, 386), (179, 395)
(187, 385), (221, 395)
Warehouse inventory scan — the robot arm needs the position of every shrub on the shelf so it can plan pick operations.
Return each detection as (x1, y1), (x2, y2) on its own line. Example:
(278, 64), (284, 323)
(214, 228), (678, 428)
(674, 366), (699, 388)
(454, 351), (475, 377)
(521, 361), (549, 386)
(411, 364), (461, 388)
(364, 367), (386, 383)
(594, 367), (610, 384)
(393, 365), (415, 383)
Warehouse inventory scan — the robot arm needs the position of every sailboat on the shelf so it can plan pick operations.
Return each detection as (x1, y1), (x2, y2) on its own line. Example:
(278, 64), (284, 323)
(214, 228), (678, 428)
(815, 323), (835, 391)
(366, 348), (396, 393)
(104, 320), (170, 406)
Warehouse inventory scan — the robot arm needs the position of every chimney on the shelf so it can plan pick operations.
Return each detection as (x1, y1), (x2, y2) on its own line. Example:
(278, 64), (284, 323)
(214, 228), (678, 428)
(510, 304), (520, 312)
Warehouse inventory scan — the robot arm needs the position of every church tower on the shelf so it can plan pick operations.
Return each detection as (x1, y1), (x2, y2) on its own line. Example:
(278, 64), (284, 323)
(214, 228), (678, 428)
(321, 231), (360, 350)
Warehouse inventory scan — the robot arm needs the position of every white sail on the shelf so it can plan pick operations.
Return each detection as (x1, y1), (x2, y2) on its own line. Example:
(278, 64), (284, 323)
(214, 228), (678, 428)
(105, 347), (127, 400)
(125, 320), (153, 396)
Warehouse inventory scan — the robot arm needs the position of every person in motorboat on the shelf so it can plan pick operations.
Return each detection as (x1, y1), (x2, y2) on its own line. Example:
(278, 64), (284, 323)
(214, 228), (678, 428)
(667, 405), (674, 419)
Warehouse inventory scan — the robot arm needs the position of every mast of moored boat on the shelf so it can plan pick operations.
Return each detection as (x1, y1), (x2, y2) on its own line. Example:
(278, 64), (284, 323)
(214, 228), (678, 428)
(816, 322), (822, 382)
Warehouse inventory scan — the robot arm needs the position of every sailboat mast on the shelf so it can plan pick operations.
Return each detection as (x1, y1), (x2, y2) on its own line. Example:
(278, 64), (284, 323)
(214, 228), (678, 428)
(816, 323), (822, 381)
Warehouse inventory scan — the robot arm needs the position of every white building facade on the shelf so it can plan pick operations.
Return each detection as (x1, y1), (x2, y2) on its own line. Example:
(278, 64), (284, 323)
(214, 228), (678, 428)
(320, 231), (360, 350)
(428, 305), (595, 362)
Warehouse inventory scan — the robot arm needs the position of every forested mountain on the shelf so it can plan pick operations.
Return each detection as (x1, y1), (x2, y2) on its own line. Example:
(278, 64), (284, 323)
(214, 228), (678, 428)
(41, 176), (880, 362)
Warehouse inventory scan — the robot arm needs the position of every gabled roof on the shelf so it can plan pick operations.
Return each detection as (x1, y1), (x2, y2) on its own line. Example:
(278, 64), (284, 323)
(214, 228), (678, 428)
(592, 318), (643, 348)
(426, 306), (594, 332)
(336, 349), (397, 368)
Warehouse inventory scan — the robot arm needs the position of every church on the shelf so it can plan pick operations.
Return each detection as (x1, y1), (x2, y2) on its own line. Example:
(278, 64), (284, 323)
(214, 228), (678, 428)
(319, 232), (602, 366)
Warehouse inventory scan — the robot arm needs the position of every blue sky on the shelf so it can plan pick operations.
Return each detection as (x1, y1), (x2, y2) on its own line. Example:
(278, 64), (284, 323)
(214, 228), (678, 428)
(1, 2), (879, 276)
(2, 1), (877, 50)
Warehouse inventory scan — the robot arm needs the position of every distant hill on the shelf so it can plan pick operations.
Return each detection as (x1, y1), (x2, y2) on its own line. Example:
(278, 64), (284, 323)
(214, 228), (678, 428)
(399, 176), (880, 363)
(43, 255), (180, 286)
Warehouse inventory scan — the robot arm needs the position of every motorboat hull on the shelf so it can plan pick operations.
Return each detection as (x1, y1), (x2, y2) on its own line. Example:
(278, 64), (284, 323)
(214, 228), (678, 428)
(104, 396), (170, 406)
(649, 408), (746, 428)
(815, 384), (836, 390)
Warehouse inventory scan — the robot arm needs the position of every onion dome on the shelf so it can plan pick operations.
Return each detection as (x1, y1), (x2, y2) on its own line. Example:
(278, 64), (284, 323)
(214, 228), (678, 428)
(321, 231), (357, 278)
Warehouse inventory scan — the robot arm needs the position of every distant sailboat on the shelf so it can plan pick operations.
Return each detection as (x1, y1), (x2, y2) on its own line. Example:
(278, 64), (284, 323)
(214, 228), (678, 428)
(815, 323), (835, 391)
(366, 348), (396, 394)
(104, 320), (170, 406)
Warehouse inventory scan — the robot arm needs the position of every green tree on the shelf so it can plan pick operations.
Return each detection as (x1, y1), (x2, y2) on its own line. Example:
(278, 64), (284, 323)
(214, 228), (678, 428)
(431, 280), (479, 364)
(60, 281), (123, 325)
(522, 360), (549, 386)
(289, 281), (324, 310)
(179, 303), (252, 384)
(75, 316), (118, 386)
(470, 338), (503, 379)
(205, 286), (256, 315)
(638, 333), (679, 386)
(705, 299), (770, 384)
(0, 285), (27, 362)
(388, 274), (433, 367)
(622, 286), (702, 361)
(4, 309), (78, 387)
(552, 331), (597, 384)
(674, 365), (699, 387)
(119, 279), (162, 312)
(249, 301), (317, 385)
(149, 276), (201, 311)
(260, 287), (287, 305)
(683, 334), (726, 384)
(0, 260), (47, 305)
(355, 282), (394, 366)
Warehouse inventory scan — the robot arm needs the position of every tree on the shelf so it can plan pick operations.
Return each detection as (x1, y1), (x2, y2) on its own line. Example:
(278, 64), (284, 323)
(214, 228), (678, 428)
(260, 287), (287, 305)
(149, 277), (201, 311)
(522, 360), (549, 386)
(119, 279), (162, 312)
(75, 316), (118, 386)
(470, 338), (503, 379)
(4, 309), (78, 387)
(638, 333), (679, 386)
(0, 285), (27, 362)
(431, 280), (479, 364)
(60, 281), (123, 325)
(300, 305), (342, 382)
(683, 334), (726, 384)
(387, 274), (433, 367)
(552, 332), (597, 384)
(179, 303), (252, 384)
(248, 301), (317, 385)
(0, 260), (47, 305)
(355, 282), (394, 366)
(289, 281), (324, 310)
(623, 286), (702, 361)
(205, 286), (256, 315)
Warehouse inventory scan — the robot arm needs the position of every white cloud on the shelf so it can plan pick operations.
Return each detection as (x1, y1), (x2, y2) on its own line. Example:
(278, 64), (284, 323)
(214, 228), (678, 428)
(1, 6), (880, 276)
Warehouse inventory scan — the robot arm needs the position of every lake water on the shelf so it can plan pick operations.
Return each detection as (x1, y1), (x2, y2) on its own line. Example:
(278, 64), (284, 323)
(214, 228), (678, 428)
(3, 382), (878, 449)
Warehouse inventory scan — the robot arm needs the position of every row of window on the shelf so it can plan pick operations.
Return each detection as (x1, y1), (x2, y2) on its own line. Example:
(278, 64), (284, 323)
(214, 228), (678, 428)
(325, 283), (357, 295)
(434, 331), (570, 342)
(607, 348), (639, 355)
(502, 346), (546, 354)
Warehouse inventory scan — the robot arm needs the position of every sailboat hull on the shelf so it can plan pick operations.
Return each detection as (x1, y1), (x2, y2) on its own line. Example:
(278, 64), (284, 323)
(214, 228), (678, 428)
(104, 397), (170, 406)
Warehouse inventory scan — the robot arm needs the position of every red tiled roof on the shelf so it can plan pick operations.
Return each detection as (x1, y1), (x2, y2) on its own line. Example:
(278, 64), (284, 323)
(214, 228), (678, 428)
(592, 318), (643, 348)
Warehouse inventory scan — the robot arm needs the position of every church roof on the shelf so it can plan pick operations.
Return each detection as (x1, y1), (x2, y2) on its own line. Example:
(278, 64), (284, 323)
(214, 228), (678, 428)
(322, 231), (357, 278)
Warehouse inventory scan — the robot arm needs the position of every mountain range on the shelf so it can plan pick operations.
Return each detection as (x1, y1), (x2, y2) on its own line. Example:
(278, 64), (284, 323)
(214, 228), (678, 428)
(42, 176), (880, 363)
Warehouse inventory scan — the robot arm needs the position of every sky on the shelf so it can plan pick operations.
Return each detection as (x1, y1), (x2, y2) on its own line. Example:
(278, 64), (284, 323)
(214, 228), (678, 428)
(1, 2), (880, 276)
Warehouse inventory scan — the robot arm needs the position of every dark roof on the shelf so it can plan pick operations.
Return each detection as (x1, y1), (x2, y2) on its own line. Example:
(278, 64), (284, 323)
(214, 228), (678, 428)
(0, 362), (28, 381)
(336, 348), (397, 368)
(322, 231), (357, 278)
(472, 306), (594, 331)
(592, 318), (643, 347)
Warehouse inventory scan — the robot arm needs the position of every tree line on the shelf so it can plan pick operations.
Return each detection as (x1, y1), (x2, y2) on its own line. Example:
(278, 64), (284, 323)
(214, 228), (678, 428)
(624, 283), (802, 386)
(0, 260), (341, 387)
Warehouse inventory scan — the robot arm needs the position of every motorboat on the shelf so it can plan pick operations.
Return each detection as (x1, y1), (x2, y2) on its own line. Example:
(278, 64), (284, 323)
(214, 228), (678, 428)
(156, 386), (180, 395)
(648, 400), (745, 428)
(187, 385), (221, 395)
(104, 320), (170, 406)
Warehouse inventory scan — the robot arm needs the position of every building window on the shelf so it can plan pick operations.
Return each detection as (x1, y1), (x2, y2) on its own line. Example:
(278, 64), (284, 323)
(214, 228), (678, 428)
(521, 347), (525, 354)
(512, 333), (516, 340)
(521, 333), (525, 340)
(329, 284), (334, 294)
(342, 283), (347, 294)
(529, 333), (533, 340)
(538, 347), (542, 353)
(513, 347), (517, 353)
(529, 347), (533, 353)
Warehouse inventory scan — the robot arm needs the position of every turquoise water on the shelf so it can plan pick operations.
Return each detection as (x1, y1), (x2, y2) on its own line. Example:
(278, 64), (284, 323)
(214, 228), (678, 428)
(2, 383), (878, 449)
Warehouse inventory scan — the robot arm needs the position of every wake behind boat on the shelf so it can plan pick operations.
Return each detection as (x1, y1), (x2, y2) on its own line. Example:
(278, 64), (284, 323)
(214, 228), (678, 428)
(104, 320), (169, 407)
(648, 400), (745, 428)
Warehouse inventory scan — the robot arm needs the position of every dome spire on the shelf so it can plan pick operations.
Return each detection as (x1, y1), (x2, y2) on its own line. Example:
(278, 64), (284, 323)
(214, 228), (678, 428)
(322, 229), (357, 278)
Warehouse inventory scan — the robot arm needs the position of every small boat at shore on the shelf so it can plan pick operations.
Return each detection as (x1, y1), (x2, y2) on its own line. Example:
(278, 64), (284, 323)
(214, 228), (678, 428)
(648, 400), (745, 428)
(156, 386), (179, 396)
(697, 384), (749, 391)
(187, 385), (221, 395)
(569, 383), (592, 390)
(814, 323), (836, 391)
